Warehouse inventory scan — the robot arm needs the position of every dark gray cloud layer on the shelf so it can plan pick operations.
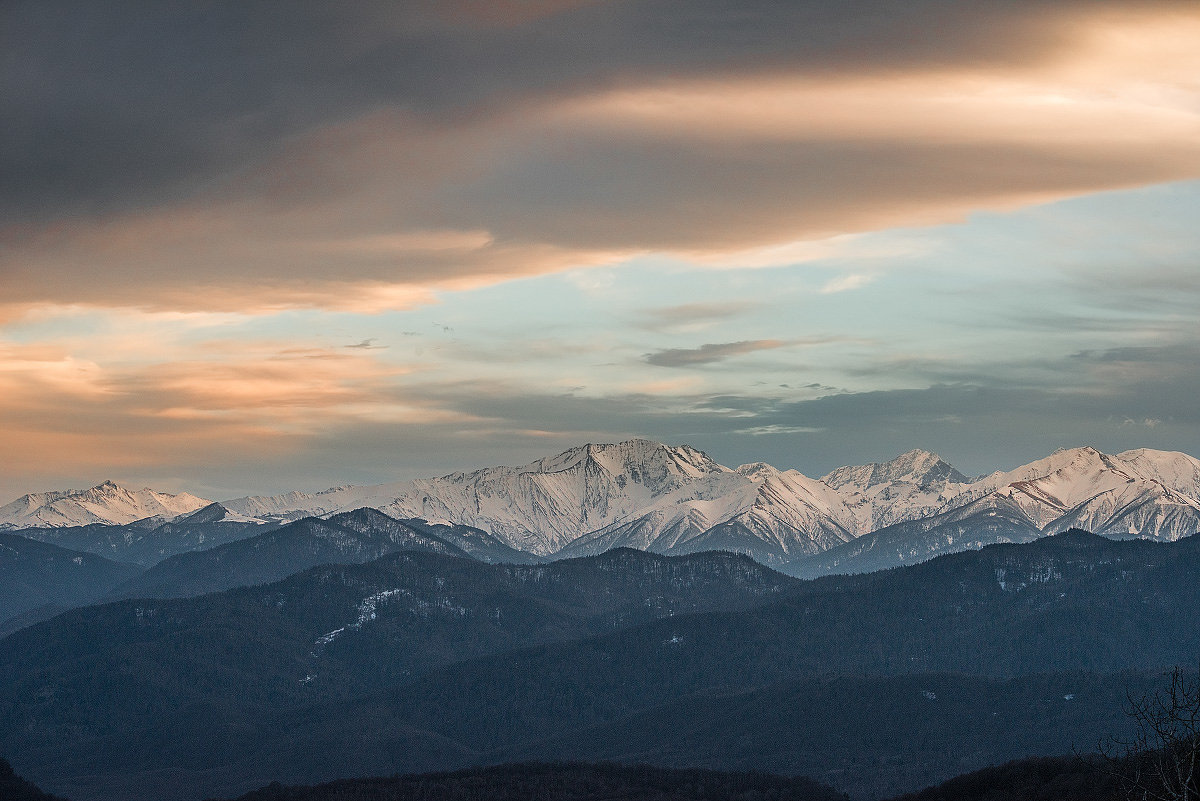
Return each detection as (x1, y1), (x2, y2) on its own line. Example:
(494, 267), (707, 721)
(1, 0), (1178, 226)
(644, 339), (785, 367)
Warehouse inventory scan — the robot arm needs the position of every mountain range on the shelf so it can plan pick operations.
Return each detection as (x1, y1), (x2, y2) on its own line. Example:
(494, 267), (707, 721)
(0, 533), (141, 634)
(4, 441), (1199, 574)
(0, 480), (212, 530)
(4, 440), (1198, 801)
(4, 530), (1194, 801)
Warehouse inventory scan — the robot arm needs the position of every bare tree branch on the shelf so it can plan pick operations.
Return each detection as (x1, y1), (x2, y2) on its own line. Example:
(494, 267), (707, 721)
(1105, 665), (1200, 801)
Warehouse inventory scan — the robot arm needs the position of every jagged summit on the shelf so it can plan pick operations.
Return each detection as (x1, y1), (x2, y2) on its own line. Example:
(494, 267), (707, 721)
(223, 440), (733, 556)
(822, 449), (968, 490)
(533, 439), (725, 480)
(1116, 448), (1200, 496)
(821, 450), (972, 535)
(799, 445), (1200, 578)
(734, 462), (783, 482)
(0, 481), (212, 530)
(8, 441), (1200, 572)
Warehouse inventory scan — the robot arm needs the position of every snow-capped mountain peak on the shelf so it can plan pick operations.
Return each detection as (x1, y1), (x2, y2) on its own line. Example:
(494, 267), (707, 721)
(962, 446), (1145, 528)
(0, 481), (212, 530)
(1116, 448), (1200, 496)
(526, 439), (726, 480)
(820, 450), (972, 534)
(224, 440), (733, 556)
(735, 462), (783, 483)
(822, 449), (968, 491)
(10, 441), (1198, 573)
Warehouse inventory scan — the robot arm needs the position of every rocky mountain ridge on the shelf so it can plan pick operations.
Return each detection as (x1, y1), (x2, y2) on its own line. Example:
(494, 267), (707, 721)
(5, 441), (1199, 572)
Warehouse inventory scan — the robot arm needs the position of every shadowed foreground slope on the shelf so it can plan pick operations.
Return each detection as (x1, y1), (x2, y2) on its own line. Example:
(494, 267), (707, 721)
(214, 762), (847, 801)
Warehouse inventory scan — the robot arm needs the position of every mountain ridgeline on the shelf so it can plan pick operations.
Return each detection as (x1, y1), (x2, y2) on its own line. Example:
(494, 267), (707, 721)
(214, 763), (849, 801)
(0, 532), (141, 633)
(5, 440), (1198, 578)
(109, 508), (537, 601)
(3, 440), (1200, 801)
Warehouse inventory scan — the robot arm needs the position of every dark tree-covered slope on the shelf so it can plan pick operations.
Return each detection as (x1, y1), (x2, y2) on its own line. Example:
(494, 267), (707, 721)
(110, 508), (535, 600)
(0, 531), (141, 628)
(5, 531), (1199, 801)
(214, 762), (847, 801)
(884, 755), (1120, 801)
(0, 548), (794, 765)
(0, 757), (68, 801)
(12, 511), (272, 567)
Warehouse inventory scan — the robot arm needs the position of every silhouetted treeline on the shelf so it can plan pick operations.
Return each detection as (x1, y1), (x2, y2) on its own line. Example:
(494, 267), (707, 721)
(0, 757), (68, 801)
(213, 762), (848, 801)
(887, 755), (1121, 801)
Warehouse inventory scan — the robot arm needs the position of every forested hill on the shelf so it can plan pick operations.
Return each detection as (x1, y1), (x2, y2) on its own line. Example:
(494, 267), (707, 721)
(212, 763), (848, 801)
(5, 531), (1199, 800)
(0, 757), (67, 801)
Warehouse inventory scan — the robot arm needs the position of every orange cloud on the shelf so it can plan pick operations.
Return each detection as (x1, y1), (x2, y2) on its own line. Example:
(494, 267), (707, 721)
(0, 337), (496, 498)
(2, 6), (1198, 318)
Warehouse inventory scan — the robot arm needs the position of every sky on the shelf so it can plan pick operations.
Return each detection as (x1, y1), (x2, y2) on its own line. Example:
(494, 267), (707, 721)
(3, 0), (1200, 501)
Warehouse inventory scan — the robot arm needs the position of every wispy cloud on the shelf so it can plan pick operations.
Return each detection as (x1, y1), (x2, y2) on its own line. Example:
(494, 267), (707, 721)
(634, 301), (764, 333)
(819, 274), (875, 294)
(644, 340), (788, 367)
(735, 424), (826, 436)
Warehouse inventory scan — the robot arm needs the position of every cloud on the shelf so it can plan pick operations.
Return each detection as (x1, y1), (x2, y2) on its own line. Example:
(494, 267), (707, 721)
(635, 301), (763, 332)
(3, 2), (1200, 315)
(5, 1), (1200, 500)
(819, 274), (874, 294)
(1122, 418), (1162, 428)
(0, 336), (492, 497)
(734, 424), (826, 436)
(0, 0), (1119, 224)
(644, 340), (788, 367)
(6, 333), (1199, 501)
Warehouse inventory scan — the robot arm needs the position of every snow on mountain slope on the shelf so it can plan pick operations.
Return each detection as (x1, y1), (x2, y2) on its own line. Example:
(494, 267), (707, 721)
(8, 443), (1199, 570)
(669, 465), (857, 563)
(791, 496), (1043, 578)
(1046, 479), (1200, 540)
(383, 440), (728, 554)
(555, 462), (856, 564)
(821, 449), (972, 534)
(554, 468), (760, 557)
(227, 440), (860, 561)
(1116, 449), (1200, 497)
(0, 481), (211, 530)
(227, 440), (733, 555)
(949, 447), (1200, 538)
(228, 441), (1200, 566)
(795, 446), (1200, 577)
